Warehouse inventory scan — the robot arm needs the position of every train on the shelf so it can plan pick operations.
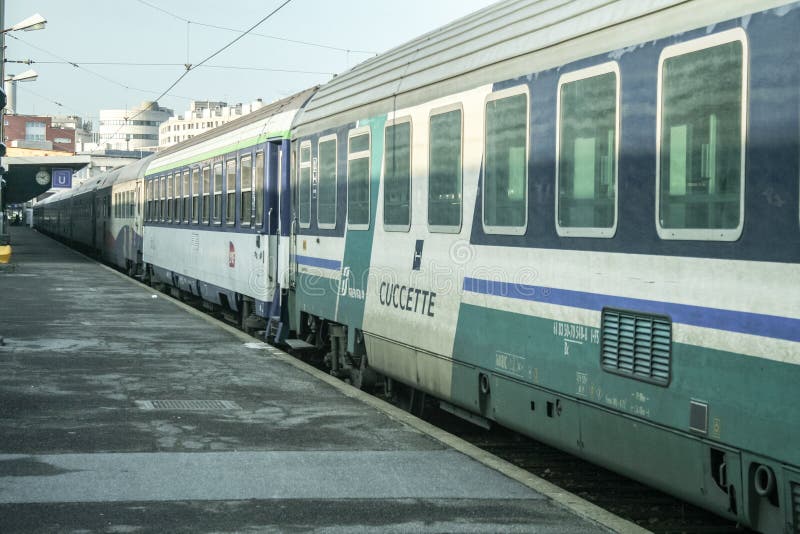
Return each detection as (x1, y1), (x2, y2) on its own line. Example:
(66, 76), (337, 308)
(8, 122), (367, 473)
(34, 1), (800, 532)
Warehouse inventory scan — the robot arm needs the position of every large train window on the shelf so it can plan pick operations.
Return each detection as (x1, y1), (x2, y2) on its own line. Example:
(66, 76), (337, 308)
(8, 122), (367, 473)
(213, 163), (223, 225)
(556, 62), (619, 238)
(226, 159), (236, 226)
(429, 105), (463, 233)
(255, 151), (265, 228)
(240, 154), (253, 227)
(202, 166), (210, 224)
(347, 127), (371, 229)
(484, 86), (529, 235)
(182, 171), (190, 224)
(317, 135), (338, 229)
(384, 118), (412, 231)
(167, 173), (174, 223)
(298, 142), (312, 228)
(144, 181), (150, 222)
(191, 169), (200, 225)
(656, 28), (747, 241)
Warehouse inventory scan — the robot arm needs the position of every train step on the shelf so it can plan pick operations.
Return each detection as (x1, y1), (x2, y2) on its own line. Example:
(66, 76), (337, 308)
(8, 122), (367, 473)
(284, 338), (315, 350)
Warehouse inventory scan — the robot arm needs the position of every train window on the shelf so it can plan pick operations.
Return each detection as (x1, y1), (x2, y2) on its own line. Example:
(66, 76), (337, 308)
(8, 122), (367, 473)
(182, 171), (190, 223)
(484, 87), (529, 234)
(226, 160), (236, 226)
(213, 163), (223, 225)
(173, 173), (180, 224)
(240, 155), (253, 227)
(347, 128), (370, 229)
(202, 166), (210, 224)
(556, 63), (619, 238)
(144, 182), (150, 221)
(191, 169), (200, 225)
(428, 105), (463, 232)
(318, 135), (337, 229)
(160, 176), (166, 222)
(167, 173), (174, 222)
(384, 119), (412, 231)
(255, 151), (265, 228)
(656, 29), (747, 241)
(298, 142), (311, 227)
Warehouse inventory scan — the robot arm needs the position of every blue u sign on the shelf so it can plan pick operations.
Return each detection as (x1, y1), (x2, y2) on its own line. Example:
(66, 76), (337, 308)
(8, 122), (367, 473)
(52, 168), (73, 189)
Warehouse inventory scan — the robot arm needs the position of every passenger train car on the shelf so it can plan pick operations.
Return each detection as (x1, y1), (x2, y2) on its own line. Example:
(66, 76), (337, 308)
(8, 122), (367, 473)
(34, 1), (799, 532)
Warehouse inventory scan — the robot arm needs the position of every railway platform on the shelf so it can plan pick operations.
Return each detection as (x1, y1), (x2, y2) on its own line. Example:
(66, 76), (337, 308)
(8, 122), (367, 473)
(0, 227), (643, 533)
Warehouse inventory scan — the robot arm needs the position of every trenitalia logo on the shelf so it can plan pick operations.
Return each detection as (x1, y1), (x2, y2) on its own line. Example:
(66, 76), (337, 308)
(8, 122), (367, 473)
(377, 281), (436, 317)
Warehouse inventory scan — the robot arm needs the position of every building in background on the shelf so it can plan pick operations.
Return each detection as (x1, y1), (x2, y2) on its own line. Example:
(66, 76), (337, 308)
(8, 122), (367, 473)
(158, 99), (264, 149)
(3, 114), (76, 153)
(98, 101), (172, 151)
(52, 115), (96, 148)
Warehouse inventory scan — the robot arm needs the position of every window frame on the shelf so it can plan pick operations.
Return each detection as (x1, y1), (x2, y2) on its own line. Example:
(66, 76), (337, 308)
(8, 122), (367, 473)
(316, 133), (338, 230)
(555, 61), (620, 238)
(254, 150), (265, 230)
(655, 28), (748, 242)
(239, 152), (254, 228)
(482, 85), (530, 236)
(182, 170), (190, 223)
(383, 117), (413, 233)
(298, 141), (312, 229)
(427, 103), (464, 234)
(347, 126), (371, 230)
(202, 165), (211, 224)
(225, 158), (237, 226)
(212, 162), (223, 226)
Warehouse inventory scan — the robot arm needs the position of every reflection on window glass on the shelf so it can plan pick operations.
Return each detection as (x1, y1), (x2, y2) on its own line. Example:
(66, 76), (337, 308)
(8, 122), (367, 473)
(160, 177), (166, 221)
(318, 139), (337, 226)
(384, 122), (411, 228)
(226, 160), (236, 225)
(485, 93), (527, 229)
(213, 163), (223, 224)
(240, 156), (253, 226)
(299, 145), (311, 225)
(558, 71), (616, 229)
(429, 109), (462, 229)
(659, 41), (743, 231)
(173, 174), (180, 224)
(348, 133), (370, 226)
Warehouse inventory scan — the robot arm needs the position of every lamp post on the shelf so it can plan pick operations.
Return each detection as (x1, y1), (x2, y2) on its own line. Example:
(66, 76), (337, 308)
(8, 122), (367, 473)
(0, 0), (47, 258)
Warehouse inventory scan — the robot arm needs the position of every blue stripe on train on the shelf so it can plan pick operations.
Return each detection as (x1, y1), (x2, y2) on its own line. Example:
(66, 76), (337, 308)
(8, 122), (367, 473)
(462, 276), (800, 343)
(295, 254), (342, 271)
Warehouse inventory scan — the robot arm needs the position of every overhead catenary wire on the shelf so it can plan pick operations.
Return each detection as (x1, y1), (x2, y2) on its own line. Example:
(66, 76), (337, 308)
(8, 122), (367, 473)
(110, 0), (295, 138)
(8, 60), (335, 76)
(134, 0), (377, 55)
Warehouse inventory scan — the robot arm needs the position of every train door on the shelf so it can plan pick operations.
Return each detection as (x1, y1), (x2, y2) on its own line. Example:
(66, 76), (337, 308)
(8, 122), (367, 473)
(266, 141), (280, 289)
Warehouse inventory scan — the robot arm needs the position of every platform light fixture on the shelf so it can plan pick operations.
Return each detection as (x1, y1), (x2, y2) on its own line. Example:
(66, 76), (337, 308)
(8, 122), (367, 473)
(4, 13), (46, 33)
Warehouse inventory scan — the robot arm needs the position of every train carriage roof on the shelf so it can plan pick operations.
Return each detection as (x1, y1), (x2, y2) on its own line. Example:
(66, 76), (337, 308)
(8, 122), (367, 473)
(147, 87), (317, 173)
(293, 0), (789, 134)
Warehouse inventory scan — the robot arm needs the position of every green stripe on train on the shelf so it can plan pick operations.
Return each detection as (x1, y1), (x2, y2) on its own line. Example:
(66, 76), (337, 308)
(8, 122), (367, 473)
(450, 302), (800, 466)
(146, 130), (291, 175)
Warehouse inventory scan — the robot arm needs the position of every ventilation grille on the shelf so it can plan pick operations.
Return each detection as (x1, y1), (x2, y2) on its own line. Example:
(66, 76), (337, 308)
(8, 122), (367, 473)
(792, 483), (800, 533)
(601, 309), (671, 386)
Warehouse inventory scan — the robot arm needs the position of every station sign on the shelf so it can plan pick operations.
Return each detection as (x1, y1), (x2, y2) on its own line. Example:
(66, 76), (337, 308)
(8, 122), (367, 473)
(52, 168), (73, 188)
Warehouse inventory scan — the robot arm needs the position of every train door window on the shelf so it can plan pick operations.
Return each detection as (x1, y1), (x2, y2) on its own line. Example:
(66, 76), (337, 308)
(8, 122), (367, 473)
(202, 166), (210, 224)
(149, 180), (155, 222)
(298, 142), (311, 228)
(656, 29), (747, 241)
(384, 118), (412, 231)
(484, 87), (529, 234)
(428, 105), (463, 232)
(226, 159), (236, 226)
(347, 128), (371, 229)
(145, 181), (150, 221)
(556, 62), (619, 238)
(318, 135), (337, 229)
(160, 176), (166, 222)
(182, 171), (190, 223)
(113, 193), (117, 218)
(240, 154), (253, 227)
(213, 163), (223, 225)
(255, 151), (265, 228)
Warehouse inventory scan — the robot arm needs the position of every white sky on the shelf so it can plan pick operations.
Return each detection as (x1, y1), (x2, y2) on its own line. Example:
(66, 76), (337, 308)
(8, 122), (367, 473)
(6, 0), (498, 124)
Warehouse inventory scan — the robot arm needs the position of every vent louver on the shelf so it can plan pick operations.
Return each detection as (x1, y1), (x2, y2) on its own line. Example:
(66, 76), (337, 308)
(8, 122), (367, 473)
(601, 309), (671, 386)
(792, 483), (800, 533)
